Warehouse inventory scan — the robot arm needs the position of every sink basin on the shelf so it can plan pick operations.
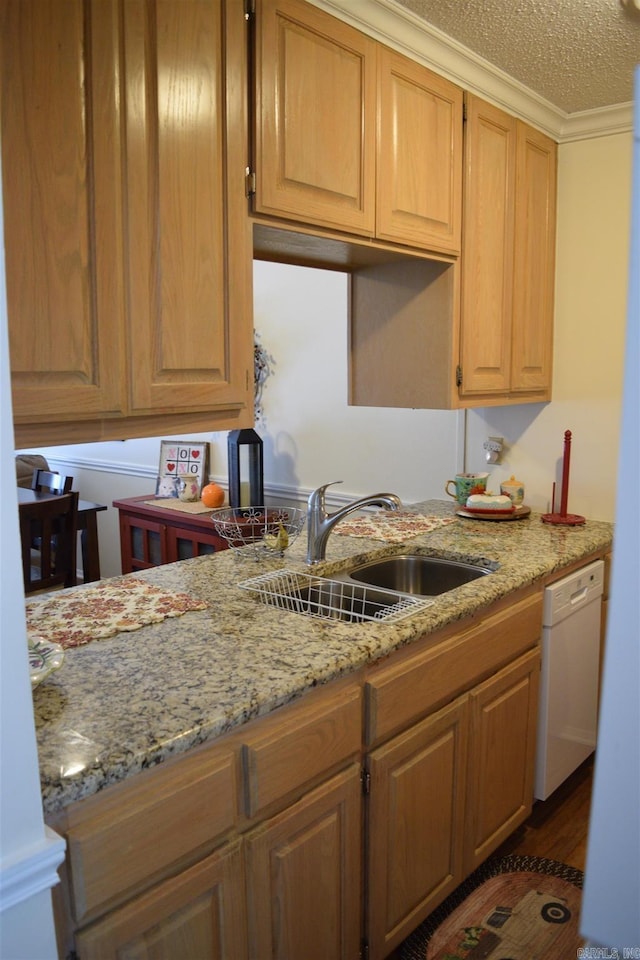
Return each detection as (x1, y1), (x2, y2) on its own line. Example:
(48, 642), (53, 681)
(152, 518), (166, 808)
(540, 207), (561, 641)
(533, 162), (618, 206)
(342, 554), (492, 597)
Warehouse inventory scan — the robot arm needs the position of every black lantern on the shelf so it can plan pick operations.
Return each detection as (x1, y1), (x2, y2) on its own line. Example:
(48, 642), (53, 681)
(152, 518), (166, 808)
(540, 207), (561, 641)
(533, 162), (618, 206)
(227, 429), (264, 508)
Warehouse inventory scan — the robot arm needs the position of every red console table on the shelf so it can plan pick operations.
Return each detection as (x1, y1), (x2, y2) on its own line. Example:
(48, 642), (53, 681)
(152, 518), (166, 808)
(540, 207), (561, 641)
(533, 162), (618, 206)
(113, 496), (228, 574)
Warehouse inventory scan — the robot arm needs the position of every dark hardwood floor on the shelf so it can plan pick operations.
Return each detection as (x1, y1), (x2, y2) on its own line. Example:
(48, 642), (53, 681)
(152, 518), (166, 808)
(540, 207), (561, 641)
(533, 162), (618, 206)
(389, 757), (594, 958)
(492, 756), (594, 871)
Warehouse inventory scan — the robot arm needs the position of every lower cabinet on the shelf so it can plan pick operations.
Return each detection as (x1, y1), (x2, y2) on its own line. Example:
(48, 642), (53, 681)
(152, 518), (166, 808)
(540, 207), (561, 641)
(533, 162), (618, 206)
(464, 648), (540, 873)
(245, 765), (363, 960)
(48, 593), (543, 960)
(364, 649), (540, 959)
(367, 696), (468, 959)
(74, 841), (248, 960)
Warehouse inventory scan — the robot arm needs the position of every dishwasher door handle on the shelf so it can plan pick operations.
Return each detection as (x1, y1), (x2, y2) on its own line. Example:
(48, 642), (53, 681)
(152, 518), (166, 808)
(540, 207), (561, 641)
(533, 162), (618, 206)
(570, 585), (589, 605)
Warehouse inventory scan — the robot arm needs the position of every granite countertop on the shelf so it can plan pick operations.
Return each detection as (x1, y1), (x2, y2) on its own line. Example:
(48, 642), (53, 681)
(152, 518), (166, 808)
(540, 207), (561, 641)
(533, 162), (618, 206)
(31, 499), (613, 818)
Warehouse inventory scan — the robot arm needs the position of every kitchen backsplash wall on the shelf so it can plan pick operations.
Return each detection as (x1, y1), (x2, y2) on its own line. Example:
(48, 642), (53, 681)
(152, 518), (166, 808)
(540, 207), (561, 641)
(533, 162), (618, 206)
(32, 131), (630, 579)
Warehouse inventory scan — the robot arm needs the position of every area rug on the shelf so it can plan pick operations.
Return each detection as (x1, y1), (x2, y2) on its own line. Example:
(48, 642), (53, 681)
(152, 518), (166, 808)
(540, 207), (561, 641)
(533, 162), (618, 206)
(400, 854), (584, 960)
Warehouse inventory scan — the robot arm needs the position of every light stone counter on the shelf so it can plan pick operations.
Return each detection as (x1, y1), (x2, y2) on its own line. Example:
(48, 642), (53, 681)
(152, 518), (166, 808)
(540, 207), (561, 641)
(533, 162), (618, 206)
(32, 500), (612, 817)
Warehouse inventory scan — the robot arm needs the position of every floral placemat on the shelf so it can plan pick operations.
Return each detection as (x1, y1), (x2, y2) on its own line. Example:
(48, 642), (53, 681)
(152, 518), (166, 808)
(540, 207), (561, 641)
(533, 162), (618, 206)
(335, 512), (457, 543)
(26, 577), (207, 650)
(144, 498), (213, 514)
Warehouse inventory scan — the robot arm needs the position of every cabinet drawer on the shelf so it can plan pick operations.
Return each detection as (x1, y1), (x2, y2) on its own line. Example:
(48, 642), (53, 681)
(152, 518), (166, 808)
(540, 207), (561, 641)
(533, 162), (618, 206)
(62, 745), (237, 922)
(366, 592), (542, 746)
(242, 682), (362, 818)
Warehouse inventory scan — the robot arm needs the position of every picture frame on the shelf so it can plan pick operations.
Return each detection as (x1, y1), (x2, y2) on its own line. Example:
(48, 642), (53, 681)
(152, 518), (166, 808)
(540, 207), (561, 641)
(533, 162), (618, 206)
(156, 441), (209, 498)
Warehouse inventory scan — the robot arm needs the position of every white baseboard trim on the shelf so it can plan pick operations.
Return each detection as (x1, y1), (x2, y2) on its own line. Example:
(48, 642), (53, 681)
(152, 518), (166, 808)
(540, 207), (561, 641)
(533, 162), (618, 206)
(0, 826), (65, 912)
(46, 454), (157, 480)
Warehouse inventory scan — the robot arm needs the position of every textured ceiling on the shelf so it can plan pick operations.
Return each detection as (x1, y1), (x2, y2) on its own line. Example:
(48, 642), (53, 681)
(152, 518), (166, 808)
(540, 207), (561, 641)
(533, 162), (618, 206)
(392, 0), (640, 113)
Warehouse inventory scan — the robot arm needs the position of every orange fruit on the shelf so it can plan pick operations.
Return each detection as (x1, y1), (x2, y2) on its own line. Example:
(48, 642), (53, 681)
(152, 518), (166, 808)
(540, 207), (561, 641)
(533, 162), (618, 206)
(201, 482), (225, 508)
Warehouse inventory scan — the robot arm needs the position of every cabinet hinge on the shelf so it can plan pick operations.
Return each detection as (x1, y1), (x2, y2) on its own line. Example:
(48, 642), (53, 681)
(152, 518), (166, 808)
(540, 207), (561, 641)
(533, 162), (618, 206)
(360, 938), (369, 960)
(245, 166), (256, 198)
(462, 99), (467, 123)
(244, 0), (255, 19)
(456, 364), (463, 387)
(361, 768), (371, 795)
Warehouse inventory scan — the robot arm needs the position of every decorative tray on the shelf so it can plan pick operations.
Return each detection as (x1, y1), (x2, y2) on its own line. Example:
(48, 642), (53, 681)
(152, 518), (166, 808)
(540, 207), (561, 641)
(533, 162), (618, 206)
(28, 637), (65, 688)
(456, 504), (531, 522)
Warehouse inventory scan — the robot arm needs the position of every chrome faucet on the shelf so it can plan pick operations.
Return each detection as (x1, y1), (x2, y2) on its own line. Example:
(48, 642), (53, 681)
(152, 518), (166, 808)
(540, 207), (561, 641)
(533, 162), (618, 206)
(306, 481), (402, 565)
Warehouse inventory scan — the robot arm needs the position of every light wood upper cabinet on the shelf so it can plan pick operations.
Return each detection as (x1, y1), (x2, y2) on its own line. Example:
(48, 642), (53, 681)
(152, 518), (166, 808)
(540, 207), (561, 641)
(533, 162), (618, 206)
(511, 121), (557, 394)
(459, 93), (557, 404)
(253, 0), (462, 255)
(2, 0), (254, 447)
(459, 96), (516, 395)
(1, 0), (125, 427)
(376, 47), (462, 253)
(253, 0), (377, 235)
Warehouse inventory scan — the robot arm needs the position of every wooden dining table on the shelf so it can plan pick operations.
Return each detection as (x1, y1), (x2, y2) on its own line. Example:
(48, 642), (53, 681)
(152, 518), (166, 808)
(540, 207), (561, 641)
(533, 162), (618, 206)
(17, 487), (107, 583)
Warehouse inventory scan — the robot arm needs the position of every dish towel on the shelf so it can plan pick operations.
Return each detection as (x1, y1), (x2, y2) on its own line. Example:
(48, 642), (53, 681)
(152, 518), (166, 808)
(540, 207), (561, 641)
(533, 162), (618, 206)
(26, 577), (207, 650)
(335, 512), (457, 543)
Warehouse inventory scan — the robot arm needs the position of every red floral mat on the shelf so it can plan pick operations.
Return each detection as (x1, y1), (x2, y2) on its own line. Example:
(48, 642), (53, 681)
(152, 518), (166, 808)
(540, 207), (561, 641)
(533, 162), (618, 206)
(401, 855), (584, 960)
(335, 513), (457, 543)
(26, 577), (207, 650)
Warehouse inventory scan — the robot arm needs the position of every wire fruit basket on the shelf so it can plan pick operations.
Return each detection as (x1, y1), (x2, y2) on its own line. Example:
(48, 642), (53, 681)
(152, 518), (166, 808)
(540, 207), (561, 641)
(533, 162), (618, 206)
(211, 506), (306, 559)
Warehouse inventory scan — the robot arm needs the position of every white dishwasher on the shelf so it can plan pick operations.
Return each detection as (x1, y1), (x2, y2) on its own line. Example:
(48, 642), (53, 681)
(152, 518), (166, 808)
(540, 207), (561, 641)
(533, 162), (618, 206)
(535, 559), (605, 800)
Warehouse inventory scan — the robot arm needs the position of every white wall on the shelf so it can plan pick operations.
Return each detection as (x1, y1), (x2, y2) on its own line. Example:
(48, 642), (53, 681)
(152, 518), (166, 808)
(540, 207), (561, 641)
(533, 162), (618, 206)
(1, 146), (63, 960)
(580, 70), (639, 948)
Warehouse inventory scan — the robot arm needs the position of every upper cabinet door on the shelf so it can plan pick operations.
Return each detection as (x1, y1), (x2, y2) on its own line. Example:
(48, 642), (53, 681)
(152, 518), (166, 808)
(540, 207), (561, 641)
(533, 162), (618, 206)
(376, 47), (463, 254)
(458, 96), (556, 405)
(123, 0), (253, 416)
(253, 0), (376, 235)
(3, 0), (254, 445)
(511, 122), (557, 394)
(459, 94), (516, 396)
(1, 0), (125, 424)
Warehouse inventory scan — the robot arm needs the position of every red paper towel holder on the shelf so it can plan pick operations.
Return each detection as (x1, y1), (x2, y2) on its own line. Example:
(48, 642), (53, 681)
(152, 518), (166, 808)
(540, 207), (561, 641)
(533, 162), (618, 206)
(541, 430), (586, 526)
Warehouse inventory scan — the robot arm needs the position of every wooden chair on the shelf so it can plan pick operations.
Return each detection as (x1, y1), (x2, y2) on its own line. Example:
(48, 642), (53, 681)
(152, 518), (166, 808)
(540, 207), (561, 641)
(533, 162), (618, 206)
(20, 492), (79, 594)
(16, 454), (50, 488)
(31, 469), (73, 494)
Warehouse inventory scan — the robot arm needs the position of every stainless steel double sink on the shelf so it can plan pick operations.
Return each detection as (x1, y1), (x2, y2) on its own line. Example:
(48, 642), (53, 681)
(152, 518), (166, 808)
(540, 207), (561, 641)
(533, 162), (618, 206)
(240, 554), (494, 624)
(337, 554), (492, 596)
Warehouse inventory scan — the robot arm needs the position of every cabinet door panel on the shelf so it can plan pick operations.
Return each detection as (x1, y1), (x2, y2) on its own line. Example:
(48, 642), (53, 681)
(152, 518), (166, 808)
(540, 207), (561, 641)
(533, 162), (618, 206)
(75, 841), (247, 960)
(245, 765), (362, 960)
(460, 95), (516, 395)
(377, 48), (462, 253)
(2, 0), (125, 422)
(511, 122), (557, 393)
(124, 0), (248, 415)
(465, 648), (540, 873)
(367, 697), (468, 960)
(254, 0), (376, 234)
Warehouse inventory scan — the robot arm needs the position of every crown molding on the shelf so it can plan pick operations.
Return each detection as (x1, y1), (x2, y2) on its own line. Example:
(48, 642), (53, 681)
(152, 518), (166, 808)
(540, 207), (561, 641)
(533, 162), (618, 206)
(306, 0), (633, 142)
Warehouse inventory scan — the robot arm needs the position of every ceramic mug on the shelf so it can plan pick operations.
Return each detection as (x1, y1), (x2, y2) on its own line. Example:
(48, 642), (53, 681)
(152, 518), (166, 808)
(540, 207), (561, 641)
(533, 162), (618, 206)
(445, 472), (489, 505)
(178, 479), (199, 502)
